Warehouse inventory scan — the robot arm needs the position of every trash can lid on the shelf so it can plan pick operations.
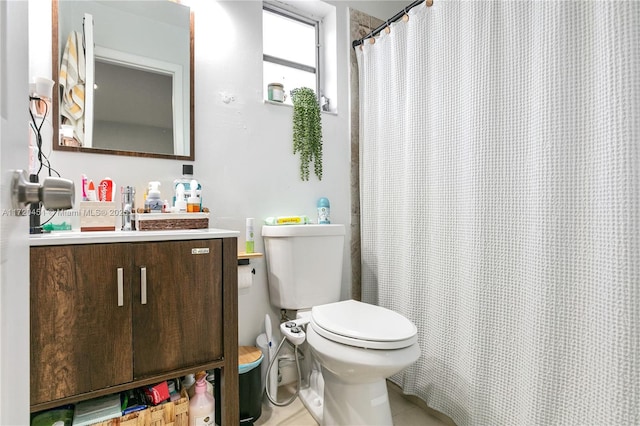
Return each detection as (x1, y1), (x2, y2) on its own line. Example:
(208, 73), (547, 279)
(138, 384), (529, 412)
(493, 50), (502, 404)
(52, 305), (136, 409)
(239, 346), (263, 374)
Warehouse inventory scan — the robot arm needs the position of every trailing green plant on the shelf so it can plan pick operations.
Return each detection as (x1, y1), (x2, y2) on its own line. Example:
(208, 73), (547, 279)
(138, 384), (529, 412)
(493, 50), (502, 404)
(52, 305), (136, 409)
(291, 87), (323, 181)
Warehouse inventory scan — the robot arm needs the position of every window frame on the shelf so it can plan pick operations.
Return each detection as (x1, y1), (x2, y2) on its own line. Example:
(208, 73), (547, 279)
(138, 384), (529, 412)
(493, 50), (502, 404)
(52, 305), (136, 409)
(262, 3), (321, 103)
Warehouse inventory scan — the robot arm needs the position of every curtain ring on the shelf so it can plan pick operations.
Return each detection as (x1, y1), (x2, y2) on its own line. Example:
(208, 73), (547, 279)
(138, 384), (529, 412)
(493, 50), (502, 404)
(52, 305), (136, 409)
(384, 20), (391, 34)
(426, 0), (434, 7)
(402, 8), (410, 22)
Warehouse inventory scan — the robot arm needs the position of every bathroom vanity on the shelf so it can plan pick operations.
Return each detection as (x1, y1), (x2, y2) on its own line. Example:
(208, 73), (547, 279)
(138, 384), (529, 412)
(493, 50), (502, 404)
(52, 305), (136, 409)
(29, 229), (239, 425)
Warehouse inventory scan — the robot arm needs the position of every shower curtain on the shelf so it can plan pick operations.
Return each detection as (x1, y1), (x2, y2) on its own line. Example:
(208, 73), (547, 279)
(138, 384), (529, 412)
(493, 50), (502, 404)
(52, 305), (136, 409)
(356, 2), (639, 425)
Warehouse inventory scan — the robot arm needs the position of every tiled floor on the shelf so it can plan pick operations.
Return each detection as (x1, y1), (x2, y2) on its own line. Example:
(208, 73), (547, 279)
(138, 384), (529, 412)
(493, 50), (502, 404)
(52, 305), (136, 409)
(254, 381), (455, 426)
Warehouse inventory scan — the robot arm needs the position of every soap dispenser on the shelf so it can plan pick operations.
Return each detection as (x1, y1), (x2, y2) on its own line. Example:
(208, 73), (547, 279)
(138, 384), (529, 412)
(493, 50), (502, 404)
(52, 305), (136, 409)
(144, 181), (163, 213)
(174, 184), (187, 213)
(188, 378), (215, 426)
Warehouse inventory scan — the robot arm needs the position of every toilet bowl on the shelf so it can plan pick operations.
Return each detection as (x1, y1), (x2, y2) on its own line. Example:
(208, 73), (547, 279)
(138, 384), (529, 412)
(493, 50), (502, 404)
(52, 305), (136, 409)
(262, 225), (420, 424)
(306, 300), (421, 425)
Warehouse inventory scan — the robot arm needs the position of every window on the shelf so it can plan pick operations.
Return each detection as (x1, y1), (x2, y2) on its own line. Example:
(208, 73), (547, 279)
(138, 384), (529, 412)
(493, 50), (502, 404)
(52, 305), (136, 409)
(263, 3), (319, 106)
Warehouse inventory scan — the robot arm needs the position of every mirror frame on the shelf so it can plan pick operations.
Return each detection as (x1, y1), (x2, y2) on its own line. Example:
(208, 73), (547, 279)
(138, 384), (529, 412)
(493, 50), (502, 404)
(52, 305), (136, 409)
(51, 0), (195, 160)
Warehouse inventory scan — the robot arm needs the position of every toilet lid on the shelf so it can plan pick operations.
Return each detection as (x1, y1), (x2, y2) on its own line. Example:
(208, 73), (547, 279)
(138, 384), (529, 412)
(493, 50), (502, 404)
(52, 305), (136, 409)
(311, 300), (418, 350)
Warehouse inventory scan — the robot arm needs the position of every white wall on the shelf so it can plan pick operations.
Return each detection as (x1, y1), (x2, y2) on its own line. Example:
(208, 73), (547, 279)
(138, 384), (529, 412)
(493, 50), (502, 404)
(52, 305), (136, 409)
(327, 0), (404, 21)
(28, 0), (401, 346)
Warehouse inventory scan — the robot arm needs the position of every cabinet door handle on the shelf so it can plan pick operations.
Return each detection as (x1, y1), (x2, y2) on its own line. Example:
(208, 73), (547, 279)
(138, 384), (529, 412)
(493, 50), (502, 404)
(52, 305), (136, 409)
(140, 267), (147, 305)
(117, 268), (124, 307)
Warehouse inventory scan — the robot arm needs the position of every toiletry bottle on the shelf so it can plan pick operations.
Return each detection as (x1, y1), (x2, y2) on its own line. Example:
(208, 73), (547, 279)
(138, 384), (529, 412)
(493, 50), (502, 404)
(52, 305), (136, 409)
(175, 184), (187, 212)
(98, 177), (115, 202)
(86, 180), (97, 201)
(173, 164), (202, 210)
(187, 179), (200, 212)
(317, 197), (330, 224)
(188, 379), (215, 426)
(81, 174), (88, 201)
(167, 381), (181, 402)
(245, 218), (254, 253)
(182, 373), (196, 393)
(144, 182), (163, 213)
(205, 372), (216, 396)
(187, 371), (213, 398)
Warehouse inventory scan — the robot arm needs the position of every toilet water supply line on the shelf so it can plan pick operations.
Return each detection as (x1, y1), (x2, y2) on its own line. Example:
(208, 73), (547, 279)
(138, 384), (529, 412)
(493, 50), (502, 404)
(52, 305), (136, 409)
(265, 336), (302, 406)
(265, 317), (310, 406)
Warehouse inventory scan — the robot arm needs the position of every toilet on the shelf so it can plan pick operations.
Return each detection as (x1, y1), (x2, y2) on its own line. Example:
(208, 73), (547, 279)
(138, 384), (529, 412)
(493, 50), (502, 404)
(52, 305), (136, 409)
(262, 224), (421, 426)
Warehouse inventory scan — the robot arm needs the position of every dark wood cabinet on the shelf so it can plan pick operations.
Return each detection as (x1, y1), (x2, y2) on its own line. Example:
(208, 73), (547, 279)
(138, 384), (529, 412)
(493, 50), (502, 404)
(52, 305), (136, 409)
(30, 236), (239, 425)
(131, 240), (223, 377)
(30, 243), (133, 404)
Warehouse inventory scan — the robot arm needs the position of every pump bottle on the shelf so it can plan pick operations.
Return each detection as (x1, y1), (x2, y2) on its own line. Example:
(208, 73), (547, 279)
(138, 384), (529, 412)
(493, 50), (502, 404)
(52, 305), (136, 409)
(173, 165), (202, 210)
(145, 182), (163, 213)
(188, 378), (215, 426)
(174, 184), (187, 212)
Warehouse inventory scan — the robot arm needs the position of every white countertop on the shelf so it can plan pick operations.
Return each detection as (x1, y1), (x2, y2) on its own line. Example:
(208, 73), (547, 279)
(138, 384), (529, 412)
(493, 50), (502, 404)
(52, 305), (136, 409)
(29, 228), (240, 246)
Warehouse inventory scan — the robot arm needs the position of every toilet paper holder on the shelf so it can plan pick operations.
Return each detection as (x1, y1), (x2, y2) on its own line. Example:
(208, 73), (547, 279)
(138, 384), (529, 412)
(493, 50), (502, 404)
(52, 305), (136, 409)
(237, 258), (256, 274)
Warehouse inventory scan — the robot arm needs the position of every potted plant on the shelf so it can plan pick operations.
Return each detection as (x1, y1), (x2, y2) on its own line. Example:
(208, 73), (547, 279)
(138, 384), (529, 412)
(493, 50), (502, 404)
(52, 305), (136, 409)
(291, 87), (323, 181)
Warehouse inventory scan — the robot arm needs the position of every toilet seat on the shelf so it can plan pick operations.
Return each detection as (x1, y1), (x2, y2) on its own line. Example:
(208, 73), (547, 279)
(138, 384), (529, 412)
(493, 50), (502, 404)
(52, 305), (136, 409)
(310, 300), (418, 350)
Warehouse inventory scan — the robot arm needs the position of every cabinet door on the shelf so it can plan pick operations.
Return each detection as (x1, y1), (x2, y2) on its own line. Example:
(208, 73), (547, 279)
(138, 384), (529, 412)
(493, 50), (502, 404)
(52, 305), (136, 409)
(131, 240), (223, 378)
(30, 245), (133, 405)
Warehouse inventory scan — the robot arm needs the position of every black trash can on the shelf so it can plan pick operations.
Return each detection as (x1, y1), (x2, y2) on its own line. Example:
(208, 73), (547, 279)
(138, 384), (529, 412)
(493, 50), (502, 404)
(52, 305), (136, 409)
(239, 346), (263, 425)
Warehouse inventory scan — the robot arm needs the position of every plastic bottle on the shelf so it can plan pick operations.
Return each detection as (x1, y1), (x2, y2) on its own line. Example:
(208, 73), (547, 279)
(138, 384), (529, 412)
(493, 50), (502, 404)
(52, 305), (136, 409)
(182, 373), (195, 392)
(186, 371), (213, 398)
(86, 180), (97, 201)
(167, 381), (181, 402)
(317, 197), (330, 224)
(174, 184), (187, 212)
(173, 165), (202, 210)
(245, 218), (254, 253)
(187, 179), (201, 213)
(188, 379), (215, 426)
(144, 181), (163, 213)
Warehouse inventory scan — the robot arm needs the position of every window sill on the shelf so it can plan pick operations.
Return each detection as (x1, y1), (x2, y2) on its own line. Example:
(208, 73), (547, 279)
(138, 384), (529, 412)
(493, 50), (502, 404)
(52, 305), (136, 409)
(264, 99), (291, 108)
(263, 99), (337, 115)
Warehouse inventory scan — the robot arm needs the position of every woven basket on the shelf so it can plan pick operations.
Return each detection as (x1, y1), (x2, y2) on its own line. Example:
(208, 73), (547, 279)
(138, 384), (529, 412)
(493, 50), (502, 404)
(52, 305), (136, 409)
(93, 396), (189, 426)
(135, 213), (209, 231)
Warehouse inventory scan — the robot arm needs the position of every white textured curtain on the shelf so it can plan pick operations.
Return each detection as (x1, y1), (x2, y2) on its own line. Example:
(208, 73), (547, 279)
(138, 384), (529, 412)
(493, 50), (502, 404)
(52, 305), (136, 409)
(356, 1), (639, 425)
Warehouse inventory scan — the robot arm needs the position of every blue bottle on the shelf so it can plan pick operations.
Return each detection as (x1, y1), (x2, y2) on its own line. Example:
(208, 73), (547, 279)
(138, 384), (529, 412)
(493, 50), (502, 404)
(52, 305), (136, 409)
(317, 197), (330, 224)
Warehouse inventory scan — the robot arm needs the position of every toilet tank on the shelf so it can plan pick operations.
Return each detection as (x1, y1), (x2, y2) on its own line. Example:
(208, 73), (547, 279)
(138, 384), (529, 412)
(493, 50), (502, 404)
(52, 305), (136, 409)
(262, 224), (345, 310)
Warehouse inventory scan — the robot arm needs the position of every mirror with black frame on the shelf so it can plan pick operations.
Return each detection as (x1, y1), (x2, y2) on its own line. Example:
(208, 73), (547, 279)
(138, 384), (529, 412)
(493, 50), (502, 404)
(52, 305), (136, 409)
(52, 0), (194, 160)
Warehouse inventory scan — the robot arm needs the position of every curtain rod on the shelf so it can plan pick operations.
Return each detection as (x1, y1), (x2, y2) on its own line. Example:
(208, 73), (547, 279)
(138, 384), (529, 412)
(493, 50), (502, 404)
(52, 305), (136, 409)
(352, 0), (430, 48)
